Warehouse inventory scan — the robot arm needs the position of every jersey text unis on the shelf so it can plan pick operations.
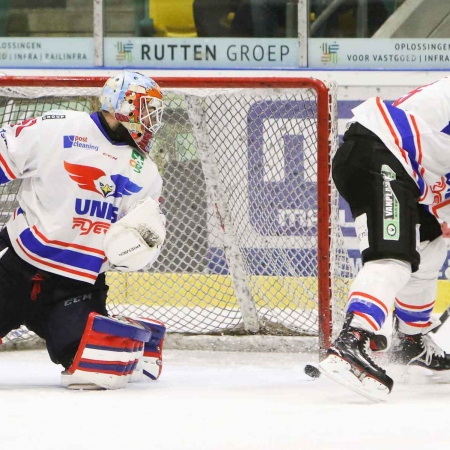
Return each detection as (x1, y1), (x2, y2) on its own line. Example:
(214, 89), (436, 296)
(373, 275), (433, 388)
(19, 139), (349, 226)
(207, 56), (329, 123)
(0, 110), (162, 284)
(350, 77), (450, 222)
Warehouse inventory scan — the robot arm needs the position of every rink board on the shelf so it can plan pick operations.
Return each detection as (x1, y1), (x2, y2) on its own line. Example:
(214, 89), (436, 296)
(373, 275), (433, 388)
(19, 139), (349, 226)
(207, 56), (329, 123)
(106, 272), (319, 311)
(106, 272), (450, 314)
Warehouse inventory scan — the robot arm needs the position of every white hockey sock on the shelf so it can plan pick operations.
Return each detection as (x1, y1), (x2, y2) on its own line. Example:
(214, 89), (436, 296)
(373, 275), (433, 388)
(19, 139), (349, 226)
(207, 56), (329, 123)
(395, 237), (447, 335)
(347, 259), (411, 332)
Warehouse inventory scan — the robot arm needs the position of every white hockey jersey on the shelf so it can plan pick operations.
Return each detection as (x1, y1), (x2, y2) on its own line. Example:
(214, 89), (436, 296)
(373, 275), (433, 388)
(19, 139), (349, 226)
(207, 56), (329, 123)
(350, 76), (450, 222)
(0, 110), (163, 284)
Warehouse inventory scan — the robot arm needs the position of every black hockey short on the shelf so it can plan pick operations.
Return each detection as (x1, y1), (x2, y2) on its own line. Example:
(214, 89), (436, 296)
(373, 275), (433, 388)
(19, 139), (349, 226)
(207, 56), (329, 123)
(0, 228), (108, 368)
(332, 122), (442, 272)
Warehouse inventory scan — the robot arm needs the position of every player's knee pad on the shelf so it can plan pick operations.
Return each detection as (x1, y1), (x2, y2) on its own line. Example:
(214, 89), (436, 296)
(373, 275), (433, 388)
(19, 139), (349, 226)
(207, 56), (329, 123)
(63, 312), (151, 390)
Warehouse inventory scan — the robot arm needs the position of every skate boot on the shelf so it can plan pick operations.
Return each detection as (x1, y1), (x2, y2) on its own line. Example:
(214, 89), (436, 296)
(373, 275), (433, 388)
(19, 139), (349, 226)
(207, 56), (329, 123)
(319, 314), (393, 402)
(390, 332), (450, 371)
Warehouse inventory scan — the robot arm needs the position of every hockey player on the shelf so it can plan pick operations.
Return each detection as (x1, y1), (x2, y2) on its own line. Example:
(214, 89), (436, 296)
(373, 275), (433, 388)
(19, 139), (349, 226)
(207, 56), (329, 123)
(0, 71), (167, 390)
(319, 77), (450, 401)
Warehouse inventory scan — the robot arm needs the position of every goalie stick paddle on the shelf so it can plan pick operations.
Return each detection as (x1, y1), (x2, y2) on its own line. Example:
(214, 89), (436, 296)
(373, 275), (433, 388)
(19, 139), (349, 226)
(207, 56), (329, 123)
(432, 268), (450, 334)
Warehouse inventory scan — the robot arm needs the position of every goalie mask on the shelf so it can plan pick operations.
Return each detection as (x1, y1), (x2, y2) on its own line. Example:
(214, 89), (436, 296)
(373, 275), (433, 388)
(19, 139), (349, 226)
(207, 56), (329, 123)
(100, 71), (164, 154)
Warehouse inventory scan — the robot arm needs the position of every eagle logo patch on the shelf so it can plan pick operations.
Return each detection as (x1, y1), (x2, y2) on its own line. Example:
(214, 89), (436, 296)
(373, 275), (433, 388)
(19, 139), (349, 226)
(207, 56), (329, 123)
(64, 161), (142, 198)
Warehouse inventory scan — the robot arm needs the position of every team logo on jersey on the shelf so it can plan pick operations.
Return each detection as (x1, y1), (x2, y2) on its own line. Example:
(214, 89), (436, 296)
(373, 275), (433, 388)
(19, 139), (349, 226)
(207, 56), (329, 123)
(12, 118), (37, 137)
(64, 161), (142, 198)
(431, 176), (447, 203)
(72, 218), (111, 235)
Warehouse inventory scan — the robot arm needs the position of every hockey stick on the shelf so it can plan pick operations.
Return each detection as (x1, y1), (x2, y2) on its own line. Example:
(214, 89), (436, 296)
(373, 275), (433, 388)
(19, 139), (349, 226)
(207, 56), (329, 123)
(431, 305), (450, 334)
(432, 268), (450, 334)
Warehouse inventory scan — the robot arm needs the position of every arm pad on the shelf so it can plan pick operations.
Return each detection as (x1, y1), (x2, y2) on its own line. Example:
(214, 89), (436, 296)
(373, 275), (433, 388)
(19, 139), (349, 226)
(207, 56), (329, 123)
(104, 197), (166, 272)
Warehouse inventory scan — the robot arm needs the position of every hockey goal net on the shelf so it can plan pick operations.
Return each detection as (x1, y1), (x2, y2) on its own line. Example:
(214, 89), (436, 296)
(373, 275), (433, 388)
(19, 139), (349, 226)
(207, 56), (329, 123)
(0, 75), (353, 354)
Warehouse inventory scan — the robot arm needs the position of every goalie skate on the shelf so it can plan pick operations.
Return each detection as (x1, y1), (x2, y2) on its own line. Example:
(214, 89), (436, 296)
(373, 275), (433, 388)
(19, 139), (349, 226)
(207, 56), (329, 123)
(61, 371), (105, 391)
(319, 316), (393, 402)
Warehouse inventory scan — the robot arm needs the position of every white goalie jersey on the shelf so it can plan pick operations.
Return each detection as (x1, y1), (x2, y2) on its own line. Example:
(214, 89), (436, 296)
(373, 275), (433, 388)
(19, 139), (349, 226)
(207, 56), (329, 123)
(0, 110), (163, 284)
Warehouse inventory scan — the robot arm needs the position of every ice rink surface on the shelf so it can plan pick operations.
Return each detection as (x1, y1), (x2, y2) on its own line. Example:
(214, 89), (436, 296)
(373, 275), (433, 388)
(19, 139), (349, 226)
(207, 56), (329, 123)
(3, 327), (450, 450)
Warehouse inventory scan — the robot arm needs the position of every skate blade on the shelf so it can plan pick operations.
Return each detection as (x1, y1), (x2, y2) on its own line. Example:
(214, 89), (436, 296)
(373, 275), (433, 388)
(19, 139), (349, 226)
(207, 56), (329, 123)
(65, 383), (106, 391)
(392, 364), (450, 385)
(319, 355), (390, 403)
(384, 364), (410, 384)
(428, 367), (450, 384)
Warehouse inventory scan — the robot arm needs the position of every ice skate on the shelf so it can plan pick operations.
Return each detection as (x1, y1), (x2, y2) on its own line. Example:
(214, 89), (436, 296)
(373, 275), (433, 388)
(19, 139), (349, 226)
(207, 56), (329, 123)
(319, 315), (393, 402)
(389, 332), (450, 383)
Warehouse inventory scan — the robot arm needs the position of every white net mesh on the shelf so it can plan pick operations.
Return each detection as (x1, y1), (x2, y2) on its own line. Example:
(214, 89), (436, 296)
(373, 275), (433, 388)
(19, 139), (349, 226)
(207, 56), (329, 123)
(0, 78), (353, 350)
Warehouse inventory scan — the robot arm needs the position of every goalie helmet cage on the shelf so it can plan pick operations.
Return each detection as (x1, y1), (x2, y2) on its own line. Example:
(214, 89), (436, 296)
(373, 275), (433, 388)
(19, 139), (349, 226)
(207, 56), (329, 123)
(0, 75), (353, 356)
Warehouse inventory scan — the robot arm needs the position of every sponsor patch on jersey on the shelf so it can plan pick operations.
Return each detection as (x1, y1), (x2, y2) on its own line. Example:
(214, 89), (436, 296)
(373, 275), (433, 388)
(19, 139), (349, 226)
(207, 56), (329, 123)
(63, 135), (99, 151)
(43, 114), (66, 120)
(103, 152), (118, 161)
(130, 149), (145, 173)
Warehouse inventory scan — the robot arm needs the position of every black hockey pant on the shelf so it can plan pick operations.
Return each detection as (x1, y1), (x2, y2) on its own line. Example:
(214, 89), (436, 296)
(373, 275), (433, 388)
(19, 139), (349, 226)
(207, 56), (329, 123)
(332, 122), (442, 273)
(0, 228), (108, 368)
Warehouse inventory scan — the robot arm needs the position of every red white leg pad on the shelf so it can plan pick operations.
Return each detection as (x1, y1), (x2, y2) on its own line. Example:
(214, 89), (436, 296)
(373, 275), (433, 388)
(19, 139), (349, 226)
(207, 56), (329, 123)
(122, 317), (166, 382)
(63, 312), (151, 390)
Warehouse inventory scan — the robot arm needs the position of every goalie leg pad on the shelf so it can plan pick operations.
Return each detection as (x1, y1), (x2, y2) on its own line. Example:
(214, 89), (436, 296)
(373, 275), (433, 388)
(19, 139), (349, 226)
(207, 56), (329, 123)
(138, 318), (166, 380)
(114, 316), (166, 382)
(65, 313), (151, 390)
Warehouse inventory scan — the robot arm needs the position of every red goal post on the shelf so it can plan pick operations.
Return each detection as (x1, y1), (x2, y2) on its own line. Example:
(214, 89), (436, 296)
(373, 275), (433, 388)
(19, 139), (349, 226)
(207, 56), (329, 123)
(0, 75), (353, 355)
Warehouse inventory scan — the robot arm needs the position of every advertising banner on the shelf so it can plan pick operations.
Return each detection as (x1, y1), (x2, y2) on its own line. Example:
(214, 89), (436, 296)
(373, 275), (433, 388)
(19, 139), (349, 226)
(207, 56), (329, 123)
(0, 38), (93, 67)
(0, 37), (297, 69)
(309, 38), (450, 69)
(104, 37), (298, 68)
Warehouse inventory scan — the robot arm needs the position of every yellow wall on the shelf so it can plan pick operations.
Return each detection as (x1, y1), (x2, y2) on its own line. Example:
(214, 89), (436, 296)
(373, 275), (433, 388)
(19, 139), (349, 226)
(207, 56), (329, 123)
(106, 272), (450, 314)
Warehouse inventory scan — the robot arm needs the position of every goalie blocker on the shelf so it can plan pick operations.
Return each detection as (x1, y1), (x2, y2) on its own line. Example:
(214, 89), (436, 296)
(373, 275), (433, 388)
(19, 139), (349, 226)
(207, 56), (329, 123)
(103, 197), (166, 272)
(61, 313), (166, 390)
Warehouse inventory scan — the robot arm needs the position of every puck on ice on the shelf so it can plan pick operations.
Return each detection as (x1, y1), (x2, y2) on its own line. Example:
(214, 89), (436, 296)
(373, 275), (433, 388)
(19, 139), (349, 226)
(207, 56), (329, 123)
(304, 364), (321, 378)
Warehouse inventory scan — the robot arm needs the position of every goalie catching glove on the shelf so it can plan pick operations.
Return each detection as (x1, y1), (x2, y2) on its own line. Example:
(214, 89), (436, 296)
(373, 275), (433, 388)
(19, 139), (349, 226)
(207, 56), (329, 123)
(104, 197), (166, 271)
